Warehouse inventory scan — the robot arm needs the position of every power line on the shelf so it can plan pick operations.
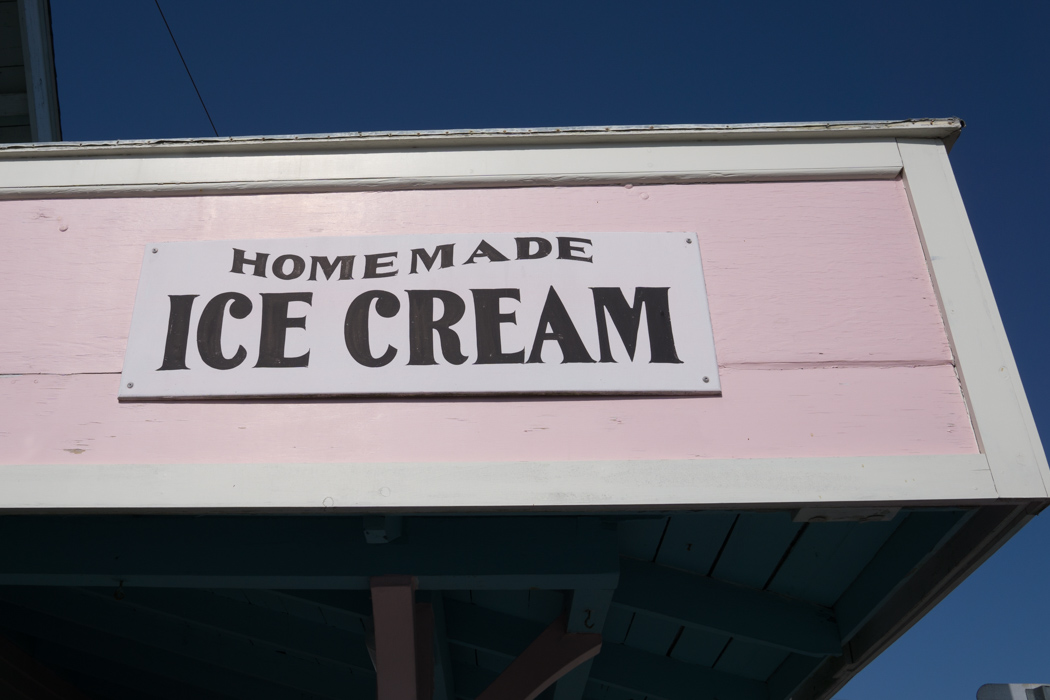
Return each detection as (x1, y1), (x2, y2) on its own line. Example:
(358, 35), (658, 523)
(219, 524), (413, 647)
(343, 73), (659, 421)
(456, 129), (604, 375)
(154, 0), (219, 137)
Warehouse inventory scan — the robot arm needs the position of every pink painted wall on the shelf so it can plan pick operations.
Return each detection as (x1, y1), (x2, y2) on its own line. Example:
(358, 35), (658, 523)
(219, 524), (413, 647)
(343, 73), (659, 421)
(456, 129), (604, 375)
(0, 180), (977, 464)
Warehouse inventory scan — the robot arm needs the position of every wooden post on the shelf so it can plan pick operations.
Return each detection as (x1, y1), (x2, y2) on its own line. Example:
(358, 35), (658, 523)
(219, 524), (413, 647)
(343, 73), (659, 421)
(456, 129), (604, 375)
(370, 575), (419, 700)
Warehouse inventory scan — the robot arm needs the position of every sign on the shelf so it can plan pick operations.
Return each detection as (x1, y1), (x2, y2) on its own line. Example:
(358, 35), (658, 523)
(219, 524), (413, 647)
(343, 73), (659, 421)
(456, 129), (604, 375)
(119, 232), (720, 400)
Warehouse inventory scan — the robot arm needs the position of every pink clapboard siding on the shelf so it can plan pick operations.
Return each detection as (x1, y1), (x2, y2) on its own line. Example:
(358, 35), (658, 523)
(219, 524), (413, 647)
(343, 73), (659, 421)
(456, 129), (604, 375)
(3, 368), (973, 464)
(0, 180), (977, 464)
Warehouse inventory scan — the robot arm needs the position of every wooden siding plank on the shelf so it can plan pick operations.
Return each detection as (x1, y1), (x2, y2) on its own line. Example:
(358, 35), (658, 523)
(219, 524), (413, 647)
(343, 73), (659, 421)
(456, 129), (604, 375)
(622, 615), (680, 656)
(0, 125), (30, 142)
(469, 591), (531, 619)
(668, 627), (730, 667)
(616, 518), (668, 561)
(0, 93), (27, 117)
(655, 512), (738, 574)
(0, 367), (978, 468)
(527, 591), (565, 623)
(0, 180), (951, 375)
(834, 510), (967, 641)
(767, 654), (822, 700)
(0, 65), (26, 92)
(228, 589), (371, 631)
(710, 513), (803, 588)
(613, 559), (839, 657)
(766, 517), (904, 607)
(599, 609), (634, 645)
(592, 643), (768, 700)
(712, 639), (790, 682)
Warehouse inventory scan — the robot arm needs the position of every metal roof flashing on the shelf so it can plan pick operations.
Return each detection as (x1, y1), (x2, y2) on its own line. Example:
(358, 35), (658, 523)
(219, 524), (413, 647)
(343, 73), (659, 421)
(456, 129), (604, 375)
(0, 118), (963, 158)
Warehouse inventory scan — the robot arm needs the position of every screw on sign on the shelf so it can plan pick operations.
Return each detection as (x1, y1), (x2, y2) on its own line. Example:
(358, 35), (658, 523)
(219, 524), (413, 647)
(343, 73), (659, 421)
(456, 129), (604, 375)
(978, 685), (1050, 700)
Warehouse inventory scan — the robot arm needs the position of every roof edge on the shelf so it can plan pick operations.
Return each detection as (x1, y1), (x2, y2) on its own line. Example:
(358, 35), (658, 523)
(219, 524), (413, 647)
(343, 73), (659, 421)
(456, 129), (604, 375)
(0, 118), (963, 159)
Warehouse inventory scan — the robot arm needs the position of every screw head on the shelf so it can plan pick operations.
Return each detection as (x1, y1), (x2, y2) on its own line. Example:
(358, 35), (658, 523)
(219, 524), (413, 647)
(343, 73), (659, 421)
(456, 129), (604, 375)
(686, 238), (693, 244)
(702, 376), (710, 383)
(152, 248), (158, 253)
(126, 382), (134, 389)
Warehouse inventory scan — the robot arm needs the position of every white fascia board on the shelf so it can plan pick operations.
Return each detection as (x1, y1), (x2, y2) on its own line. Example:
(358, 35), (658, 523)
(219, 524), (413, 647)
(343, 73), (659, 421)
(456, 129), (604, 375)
(0, 139), (903, 198)
(899, 139), (1050, 501)
(0, 455), (998, 513)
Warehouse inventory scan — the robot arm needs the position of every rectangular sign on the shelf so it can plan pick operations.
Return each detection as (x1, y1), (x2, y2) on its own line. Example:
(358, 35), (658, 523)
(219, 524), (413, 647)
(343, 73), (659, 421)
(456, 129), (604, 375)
(119, 232), (720, 399)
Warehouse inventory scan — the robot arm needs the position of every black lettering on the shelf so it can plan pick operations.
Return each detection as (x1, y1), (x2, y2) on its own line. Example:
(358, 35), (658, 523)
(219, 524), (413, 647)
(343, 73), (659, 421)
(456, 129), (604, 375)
(255, 292), (313, 368)
(345, 291), (400, 367)
(231, 249), (269, 277)
(364, 252), (398, 278)
(272, 254), (306, 281)
(592, 287), (682, 363)
(408, 290), (468, 365)
(410, 244), (455, 274)
(309, 255), (354, 281)
(528, 287), (594, 364)
(472, 289), (524, 364)
(197, 292), (252, 370)
(557, 237), (593, 263)
(157, 294), (198, 370)
(463, 240), (509, 265)
(515, 237), (552, 260)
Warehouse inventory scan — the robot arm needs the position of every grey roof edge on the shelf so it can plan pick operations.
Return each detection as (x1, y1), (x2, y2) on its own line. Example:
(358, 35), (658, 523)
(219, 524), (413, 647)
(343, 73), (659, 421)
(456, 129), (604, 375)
(0, 118), (963, 158)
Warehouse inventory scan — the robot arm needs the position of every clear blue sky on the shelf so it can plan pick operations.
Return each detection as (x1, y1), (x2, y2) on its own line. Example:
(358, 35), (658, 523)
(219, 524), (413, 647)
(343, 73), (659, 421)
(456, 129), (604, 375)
(49, 1), (1050, 696)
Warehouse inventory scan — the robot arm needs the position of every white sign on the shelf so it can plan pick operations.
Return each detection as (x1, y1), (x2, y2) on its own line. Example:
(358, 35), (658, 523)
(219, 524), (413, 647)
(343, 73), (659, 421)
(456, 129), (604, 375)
(119, 232), (720, 400)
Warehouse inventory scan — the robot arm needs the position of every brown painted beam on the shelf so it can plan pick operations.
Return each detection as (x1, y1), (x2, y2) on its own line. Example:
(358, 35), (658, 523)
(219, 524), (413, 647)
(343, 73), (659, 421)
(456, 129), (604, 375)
(371, 575), (420, 700)
(477, 614), (601, 700)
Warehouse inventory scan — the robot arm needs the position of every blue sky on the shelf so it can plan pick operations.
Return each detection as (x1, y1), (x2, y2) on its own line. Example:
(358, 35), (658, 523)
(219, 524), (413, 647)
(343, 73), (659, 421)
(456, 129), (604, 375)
(49, 1), (1050, 696)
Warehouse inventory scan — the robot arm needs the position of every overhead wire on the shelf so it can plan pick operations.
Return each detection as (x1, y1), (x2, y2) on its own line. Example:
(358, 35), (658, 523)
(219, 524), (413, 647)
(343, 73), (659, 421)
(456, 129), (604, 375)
(153, 0), (219, 137)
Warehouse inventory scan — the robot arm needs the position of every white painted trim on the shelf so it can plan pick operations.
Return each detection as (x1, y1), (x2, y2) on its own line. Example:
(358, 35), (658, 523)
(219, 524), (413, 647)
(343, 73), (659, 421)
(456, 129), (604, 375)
(0, 140), (903, 198)
(898, 139), (1050, 499)
(0, 455), (996, 512)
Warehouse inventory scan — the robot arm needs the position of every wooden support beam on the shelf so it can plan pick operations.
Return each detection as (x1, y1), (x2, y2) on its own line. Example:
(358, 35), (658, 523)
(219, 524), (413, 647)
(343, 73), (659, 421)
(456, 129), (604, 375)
(442, 601), (766, 700)
(0, 516), (619, 590)
(0, 633), (91, 700)
(477, 614), (601, 700)
(552, 589), (614, 700)
(371, 576), (420, 700)
(613, 557), (842, 656)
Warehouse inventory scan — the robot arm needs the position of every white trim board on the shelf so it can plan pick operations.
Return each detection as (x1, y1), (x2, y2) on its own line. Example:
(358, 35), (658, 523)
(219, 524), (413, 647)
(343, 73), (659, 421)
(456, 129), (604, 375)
(0, 139), (903, 198)
(900, 140), (1050, 500)
(0, 455), (997, 513)
(0, 118), (963, 157)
